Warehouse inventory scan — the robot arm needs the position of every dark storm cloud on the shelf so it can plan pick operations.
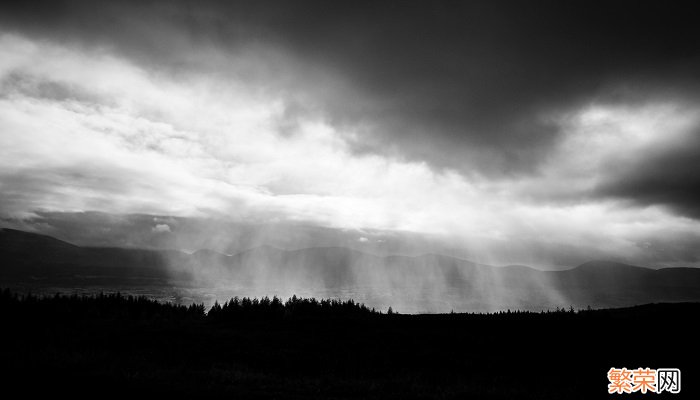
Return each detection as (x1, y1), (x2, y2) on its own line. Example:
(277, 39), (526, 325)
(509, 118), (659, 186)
(3, 0), (700, 227)
(595, 125), (700, 219)
(3, 0), (699, 176)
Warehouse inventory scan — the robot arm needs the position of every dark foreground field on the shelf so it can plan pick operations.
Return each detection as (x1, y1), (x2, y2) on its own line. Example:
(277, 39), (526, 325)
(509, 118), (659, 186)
(1, 290), (696, 399)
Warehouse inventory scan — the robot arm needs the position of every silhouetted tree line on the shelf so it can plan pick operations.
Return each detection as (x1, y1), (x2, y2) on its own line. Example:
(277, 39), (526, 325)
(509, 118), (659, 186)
(0, 289), (386, 322)
(207, 294), (381, 321)
(3, 288), (618, 324)
(0, 288), (205, 321)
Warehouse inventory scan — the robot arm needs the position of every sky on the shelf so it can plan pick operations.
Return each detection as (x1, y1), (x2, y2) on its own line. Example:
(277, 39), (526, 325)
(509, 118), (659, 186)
(1, 0), (700, 269)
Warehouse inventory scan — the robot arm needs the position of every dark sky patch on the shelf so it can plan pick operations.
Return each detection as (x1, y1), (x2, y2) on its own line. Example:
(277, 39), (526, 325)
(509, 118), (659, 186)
(595, 124), (700, 219)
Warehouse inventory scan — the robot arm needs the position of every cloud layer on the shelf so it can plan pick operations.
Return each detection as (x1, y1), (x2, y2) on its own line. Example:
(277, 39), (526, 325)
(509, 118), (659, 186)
(3, 0), (699, 175)
(1, 1), (700, 268)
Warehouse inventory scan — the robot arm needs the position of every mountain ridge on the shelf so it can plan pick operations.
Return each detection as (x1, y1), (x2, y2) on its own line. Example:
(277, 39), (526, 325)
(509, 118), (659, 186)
(2, 228), (700, 311)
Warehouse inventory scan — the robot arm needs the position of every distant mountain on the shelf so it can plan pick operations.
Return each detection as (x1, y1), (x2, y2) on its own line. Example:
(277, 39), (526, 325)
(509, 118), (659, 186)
(547, 260), (700, 308)
(2, 228), (700, 311)
(0, 228), (178, 284)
